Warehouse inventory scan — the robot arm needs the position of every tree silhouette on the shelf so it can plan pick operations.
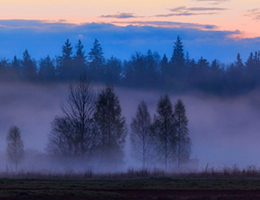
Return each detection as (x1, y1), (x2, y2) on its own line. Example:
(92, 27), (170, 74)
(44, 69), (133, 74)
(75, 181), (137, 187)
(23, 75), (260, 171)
(105, 56), (122, 85)
(123, 52), (146, 88)
(94, 86), (127, 165)
(152, 94), (176, 171)
(88, 39), (105, 81)
(21, 50), (37, 80)
(145, 50), (160, 88)
(57, 39), (73, 80)
(6, 126), (24, 172)
(170, 36), (187, 91)
(171, 35), (185, 67)
(74, 39), (86, 77)
(130, 101), (153, 168)
(11, 56), (21, 77)
(173, 99), (191, 169)
(47, 74), (97, 158)
(38, 55), (55, 82)
(160, 54), (170, 89)
(1, 35), (260, 96)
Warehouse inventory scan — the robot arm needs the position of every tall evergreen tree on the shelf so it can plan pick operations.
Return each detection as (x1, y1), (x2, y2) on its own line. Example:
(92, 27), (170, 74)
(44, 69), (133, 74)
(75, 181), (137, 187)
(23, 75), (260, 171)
(21, 50), (37, 80)
(235, 53), (244, 69)
(88, 39), (105, 81)
(74, 40), (86, 77)
(173, 99), (191, 169)
(94, 86), (127, 165)
(57, 39), (73, 80)
(170, 36), (187, 91)
(171, 35), (185, 67)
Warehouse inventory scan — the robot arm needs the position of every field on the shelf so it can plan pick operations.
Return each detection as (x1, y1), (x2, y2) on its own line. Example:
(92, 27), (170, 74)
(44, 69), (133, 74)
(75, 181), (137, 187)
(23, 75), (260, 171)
(2, 169), (260, 199)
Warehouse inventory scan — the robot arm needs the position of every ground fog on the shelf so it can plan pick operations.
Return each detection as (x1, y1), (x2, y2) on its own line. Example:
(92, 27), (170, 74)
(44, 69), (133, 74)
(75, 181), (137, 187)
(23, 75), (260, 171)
(1, 82), (260, 172)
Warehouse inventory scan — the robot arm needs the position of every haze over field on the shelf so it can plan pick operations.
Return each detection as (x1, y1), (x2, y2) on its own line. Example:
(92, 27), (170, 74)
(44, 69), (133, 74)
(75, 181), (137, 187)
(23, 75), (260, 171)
(1, 82), (260, 171)
(1, 0), (260, 173)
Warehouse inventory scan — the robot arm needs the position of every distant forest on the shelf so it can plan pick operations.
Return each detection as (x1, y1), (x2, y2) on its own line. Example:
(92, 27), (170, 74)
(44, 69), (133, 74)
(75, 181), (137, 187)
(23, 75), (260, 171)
(0, 36), (260, 95)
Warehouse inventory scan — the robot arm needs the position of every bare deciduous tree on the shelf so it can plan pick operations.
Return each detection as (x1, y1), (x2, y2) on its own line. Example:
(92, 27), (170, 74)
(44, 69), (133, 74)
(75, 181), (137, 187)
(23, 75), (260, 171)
(47, 74), (97, 158)
(130, 101), (153, 168)
(6, 126), (24, 172)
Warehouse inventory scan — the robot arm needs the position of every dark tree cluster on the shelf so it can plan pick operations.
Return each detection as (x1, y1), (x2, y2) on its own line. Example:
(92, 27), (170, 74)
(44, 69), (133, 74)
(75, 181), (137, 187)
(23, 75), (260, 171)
(130, 96), (191, 171)
(47, 75), (127, 169)
(47, 75), (190, 170)
(1, 36), (259, 95)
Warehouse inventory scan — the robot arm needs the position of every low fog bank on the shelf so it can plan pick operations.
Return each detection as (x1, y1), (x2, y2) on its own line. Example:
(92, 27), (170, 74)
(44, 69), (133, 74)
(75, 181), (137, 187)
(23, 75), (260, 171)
(1, 82), (260, 172)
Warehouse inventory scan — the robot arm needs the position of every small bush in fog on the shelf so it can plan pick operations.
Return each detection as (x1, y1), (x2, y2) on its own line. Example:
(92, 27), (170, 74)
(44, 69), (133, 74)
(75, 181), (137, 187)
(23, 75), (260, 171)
(6, 126), (24, 172)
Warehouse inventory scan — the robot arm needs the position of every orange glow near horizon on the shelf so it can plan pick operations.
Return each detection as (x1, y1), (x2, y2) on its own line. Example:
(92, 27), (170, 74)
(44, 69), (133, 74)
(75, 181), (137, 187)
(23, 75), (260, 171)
(0, 0), (260, 39)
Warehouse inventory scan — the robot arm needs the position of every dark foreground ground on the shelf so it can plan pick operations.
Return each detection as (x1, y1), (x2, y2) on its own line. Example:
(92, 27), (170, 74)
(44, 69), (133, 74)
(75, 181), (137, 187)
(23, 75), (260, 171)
(1, 177), (260, 200)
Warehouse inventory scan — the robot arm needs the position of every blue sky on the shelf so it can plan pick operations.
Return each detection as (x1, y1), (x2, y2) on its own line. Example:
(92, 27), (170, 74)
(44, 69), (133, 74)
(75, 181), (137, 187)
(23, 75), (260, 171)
(1, 0), (260, 64)
(0, 20), (259, 64)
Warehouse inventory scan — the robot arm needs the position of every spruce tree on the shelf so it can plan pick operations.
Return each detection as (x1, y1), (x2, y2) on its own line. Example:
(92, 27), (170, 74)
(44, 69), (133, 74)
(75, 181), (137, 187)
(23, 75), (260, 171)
(88, 39), (105, 81)
(21, 50), (37, 80)
(57, 39), (73, 80)
(171, 36), (184, 66)
(74, 39), (86, 77)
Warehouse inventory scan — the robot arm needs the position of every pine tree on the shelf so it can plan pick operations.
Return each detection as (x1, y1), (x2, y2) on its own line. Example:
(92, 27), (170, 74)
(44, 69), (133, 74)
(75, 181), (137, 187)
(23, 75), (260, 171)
(173, 99), (191, 169)
(171, 36), (185, 67)
(94, 86), (127, 165)
(21, 50), (37, 80)
(57, 39), (73, 80)
(6, 126), (24, 172)
(74, 40), (86, 77)
(88, 39), (105, 81)
(170, 36), (187, 91)
(235, 53), (244, 70)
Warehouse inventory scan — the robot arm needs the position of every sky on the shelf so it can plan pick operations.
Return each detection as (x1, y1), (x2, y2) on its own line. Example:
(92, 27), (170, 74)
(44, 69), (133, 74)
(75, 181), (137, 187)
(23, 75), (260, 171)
(0, 0), (260, 63)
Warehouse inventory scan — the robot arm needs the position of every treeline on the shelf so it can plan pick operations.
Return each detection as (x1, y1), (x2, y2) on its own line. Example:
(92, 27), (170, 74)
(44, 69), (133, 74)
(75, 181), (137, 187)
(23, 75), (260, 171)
(6, 75), (191, 172)
(1, 36), (260, 95)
